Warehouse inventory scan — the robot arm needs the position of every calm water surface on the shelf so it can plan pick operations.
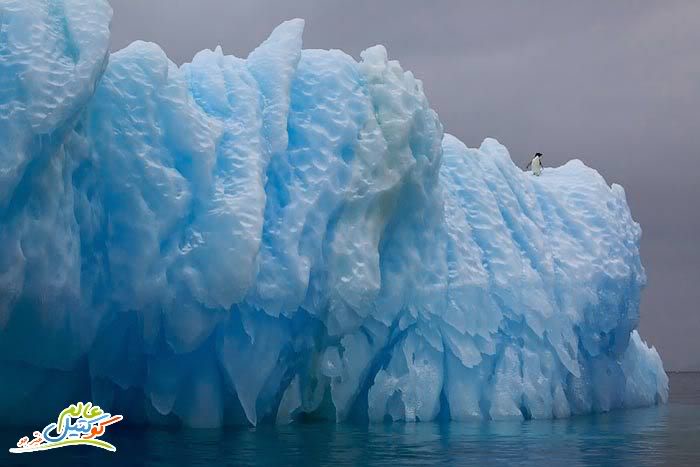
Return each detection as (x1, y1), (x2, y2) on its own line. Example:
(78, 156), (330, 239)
(2, 373), (698, 466)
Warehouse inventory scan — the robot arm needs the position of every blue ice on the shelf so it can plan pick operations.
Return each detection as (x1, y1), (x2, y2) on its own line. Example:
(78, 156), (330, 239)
(0, 0), (667, 427)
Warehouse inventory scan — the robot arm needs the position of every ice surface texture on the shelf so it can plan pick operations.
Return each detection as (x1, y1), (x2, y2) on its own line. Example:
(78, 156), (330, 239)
(0, 0), (667, 427)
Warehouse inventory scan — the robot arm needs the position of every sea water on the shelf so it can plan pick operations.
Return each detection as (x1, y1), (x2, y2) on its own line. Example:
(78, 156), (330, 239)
(1, 372), (697, 466)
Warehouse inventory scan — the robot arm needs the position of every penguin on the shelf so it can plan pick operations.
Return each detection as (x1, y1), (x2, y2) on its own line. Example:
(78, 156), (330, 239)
(526, 152), (543, 176)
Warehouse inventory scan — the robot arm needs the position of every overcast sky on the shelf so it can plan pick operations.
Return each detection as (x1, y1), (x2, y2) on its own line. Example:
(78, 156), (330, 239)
(109, 0), (699, 371)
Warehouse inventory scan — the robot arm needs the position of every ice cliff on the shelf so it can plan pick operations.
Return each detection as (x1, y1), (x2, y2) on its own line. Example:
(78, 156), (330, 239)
(0, 0), (667, 427)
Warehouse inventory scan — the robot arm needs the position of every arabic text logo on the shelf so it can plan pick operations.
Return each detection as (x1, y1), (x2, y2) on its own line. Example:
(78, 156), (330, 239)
(10, 402), (123, 453)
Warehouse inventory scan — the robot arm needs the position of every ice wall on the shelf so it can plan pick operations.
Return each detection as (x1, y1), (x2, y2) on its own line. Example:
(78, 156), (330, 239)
(0, 0), (667, 427)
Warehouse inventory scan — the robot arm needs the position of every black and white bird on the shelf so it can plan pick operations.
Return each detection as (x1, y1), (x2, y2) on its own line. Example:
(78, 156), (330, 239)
(526, 152), (543, 176)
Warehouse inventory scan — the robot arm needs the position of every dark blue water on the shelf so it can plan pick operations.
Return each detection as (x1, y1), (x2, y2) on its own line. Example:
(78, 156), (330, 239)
(2, 373), (698, 466)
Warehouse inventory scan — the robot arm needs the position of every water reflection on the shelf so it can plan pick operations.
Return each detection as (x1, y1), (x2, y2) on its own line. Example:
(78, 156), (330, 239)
(2, 374), (698, 466)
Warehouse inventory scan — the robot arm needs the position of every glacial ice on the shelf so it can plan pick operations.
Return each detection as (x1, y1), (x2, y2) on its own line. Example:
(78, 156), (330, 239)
(0, 0), (667, 427)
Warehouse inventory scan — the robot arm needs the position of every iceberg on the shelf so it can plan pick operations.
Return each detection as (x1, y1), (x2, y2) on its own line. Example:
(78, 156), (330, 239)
(0, 0), (667, 427)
